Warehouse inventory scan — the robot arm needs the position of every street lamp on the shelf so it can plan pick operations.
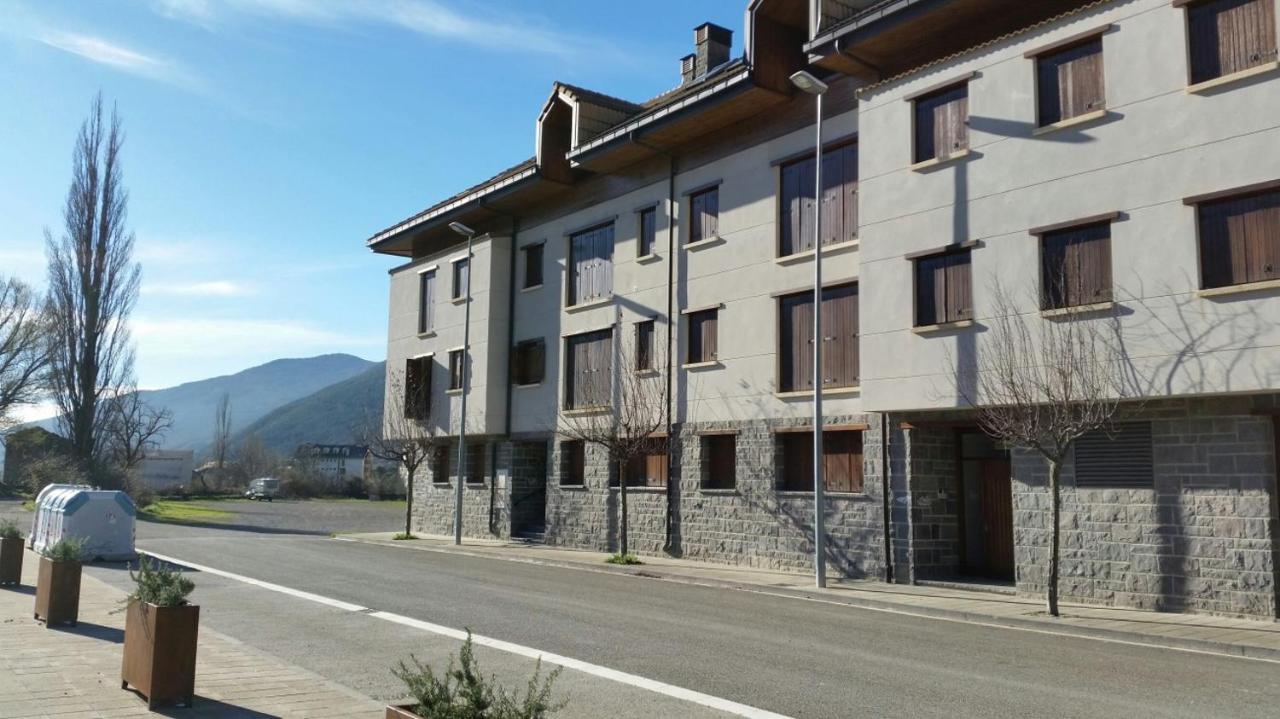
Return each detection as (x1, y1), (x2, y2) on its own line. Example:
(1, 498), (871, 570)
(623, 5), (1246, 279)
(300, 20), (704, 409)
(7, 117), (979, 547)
(448, 221), (476, 546)
(790, 70), (829, 589)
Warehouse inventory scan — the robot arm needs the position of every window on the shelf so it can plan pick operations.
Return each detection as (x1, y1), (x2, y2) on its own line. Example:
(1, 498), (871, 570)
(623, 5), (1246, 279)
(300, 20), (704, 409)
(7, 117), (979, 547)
(565, 328), (612, 409)
(1075, 422), (1154, 488)
(404, 356), (431, 420)
(619, 438), (668, 488)
(1186, 0), (1277, 85)
(1039, 221), (1113, 309)
(686, 308), (718, 364)
(432, 445), (450, 485)
(635, 319), (655, 371)
(638, 207), (657, 257)
(448, 349), (464, 390)
(913, 83), (969, 163)
(779, 283), (859, 392)
(418, 271), (435, 333)
(779, 430), (864, 493)
(464, 443), (485, 485)
(914, 249), (973, 326)
(523, 243), (544, 289)
(779, 142), (858, 256)
(512, 339), (545, 386)
(560, 440), (585, 486)
(568, 223), (614, 306)
(702, 434), (736, 490)
(452, 258), (469, 300)
(689, 187), (719, 243)
(1195, 186), (1280, 289)
(1035, 37), (1105, 126)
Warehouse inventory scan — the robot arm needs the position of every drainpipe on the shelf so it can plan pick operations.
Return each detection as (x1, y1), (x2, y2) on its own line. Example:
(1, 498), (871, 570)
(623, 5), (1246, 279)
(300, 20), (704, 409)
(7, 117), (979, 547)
(881, 412), (893, 583)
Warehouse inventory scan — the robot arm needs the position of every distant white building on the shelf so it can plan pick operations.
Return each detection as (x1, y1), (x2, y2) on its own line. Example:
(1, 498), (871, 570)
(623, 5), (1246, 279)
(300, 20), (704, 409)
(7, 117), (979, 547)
(297, 444), (368, 487)
(136, 450), (195, 492)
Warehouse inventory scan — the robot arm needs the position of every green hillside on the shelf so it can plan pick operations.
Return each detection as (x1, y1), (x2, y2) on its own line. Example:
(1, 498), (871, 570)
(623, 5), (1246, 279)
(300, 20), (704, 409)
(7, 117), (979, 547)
(233, 362), (385, 455)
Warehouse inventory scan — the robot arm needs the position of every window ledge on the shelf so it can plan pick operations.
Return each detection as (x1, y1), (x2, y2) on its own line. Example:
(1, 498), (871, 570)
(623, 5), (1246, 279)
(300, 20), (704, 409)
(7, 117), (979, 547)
(910, 148), (972, 173)
(634, 368), (661, 377)
(912, 319), (974, 334)
(450, 296), (468, 305)
(431, 482), (452, 488)
(1198, 278), (1280, 299)
(558, 484), (587, 491)
(775, 491), (867, 499)
(446, 388), (464, 395)
(682, 360), (723, 371)
(417, 331), (437, 339)
(564, 296), (613, 313)
(464, 483), (487, 489)
(520, 284), (543, 293)
(636, 253), (662, 265)
(563, 406), (609, 417)
(775, 240), (859, 265)
(609, 486), (667, 493)
(685, 235), (724, 252)
(1187, 61), (1279, 95)
(699, 488), (739, 495)
(514, 382), (542, 390)
(775, 386), (861, 399)
(1040, 300), (1115, 318)
(1032, 108), (1109, 136)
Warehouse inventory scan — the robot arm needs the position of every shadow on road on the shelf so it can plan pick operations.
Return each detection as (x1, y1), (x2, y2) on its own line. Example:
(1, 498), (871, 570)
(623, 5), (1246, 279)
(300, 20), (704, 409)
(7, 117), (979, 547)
(137, 515), (329, 536)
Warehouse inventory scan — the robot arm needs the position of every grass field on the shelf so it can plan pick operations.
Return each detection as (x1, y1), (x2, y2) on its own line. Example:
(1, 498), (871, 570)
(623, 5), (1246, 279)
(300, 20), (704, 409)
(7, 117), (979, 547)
(140, 500), (235, 524)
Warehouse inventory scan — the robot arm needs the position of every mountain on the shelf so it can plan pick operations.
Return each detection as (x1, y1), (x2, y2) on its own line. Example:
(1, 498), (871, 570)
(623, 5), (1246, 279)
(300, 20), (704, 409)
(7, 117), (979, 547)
(233, 362), (386, 455)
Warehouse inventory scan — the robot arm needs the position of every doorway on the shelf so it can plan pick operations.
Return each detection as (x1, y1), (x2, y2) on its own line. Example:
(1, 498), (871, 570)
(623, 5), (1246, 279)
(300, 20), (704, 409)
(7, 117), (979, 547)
(511, 441), (548, 541)
(958, 430), (1014, 581)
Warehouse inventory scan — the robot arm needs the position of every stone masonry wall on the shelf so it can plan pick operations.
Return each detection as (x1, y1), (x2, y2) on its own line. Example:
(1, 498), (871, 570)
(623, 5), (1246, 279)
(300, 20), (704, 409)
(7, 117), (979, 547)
(905, 426), (961, 579)
(1013, 397), (1279, 618)
(411, 439), (507, 540)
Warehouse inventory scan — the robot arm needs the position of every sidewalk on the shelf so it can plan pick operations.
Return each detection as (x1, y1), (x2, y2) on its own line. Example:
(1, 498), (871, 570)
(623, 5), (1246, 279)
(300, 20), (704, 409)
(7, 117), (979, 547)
(0, 548), (384, 719)
(339, 532), (1280, 663)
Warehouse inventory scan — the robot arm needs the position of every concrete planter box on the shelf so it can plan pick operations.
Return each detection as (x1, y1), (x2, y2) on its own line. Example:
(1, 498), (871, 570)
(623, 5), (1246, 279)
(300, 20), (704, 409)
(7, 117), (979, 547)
(121, 599), (200, 709)
(34, 557), (81, 626)
(0, 537), (22, 585)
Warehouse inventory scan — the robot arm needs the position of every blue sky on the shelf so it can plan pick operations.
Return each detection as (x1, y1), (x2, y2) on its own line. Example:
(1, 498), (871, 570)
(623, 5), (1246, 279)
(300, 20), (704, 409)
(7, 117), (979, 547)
(0, 0), (741, 412)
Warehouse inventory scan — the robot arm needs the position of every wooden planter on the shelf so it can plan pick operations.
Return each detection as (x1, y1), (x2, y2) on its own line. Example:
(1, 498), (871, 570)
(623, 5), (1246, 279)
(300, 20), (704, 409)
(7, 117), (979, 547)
(386, 706), (424, 719)
(0, 537), (21, 585)
(34, 557), (81, 626)
(121, 599), (200, 709)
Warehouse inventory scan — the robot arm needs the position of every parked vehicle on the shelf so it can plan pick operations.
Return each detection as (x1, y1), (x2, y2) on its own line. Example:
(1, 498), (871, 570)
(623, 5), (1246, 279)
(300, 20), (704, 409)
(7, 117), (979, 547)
(244, 478), (280, 501)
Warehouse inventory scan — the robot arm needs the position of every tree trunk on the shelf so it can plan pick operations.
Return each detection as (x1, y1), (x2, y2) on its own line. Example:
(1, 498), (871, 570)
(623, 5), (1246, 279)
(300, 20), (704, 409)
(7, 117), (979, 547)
(618, 458), (629, 557)
(1047, 458), (1062, 617)
(404, 465), (414, 537)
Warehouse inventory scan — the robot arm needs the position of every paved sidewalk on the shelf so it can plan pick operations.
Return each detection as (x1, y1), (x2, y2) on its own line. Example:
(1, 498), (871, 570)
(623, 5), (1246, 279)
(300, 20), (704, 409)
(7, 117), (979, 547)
(340, 532), (1280, 662)
(0, 548), (384, 719)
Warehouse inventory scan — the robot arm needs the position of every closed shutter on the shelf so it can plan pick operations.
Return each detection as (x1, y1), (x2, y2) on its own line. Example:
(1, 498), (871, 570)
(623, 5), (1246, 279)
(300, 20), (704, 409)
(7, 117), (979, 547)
(1037, 38), (1105, 126)
(821, 148), (843, 247)
(1190, 0), (1277, 84)
(823, 431), (864, 493)
(687, 309), (718, 363)
(453, 259), (469, 299)
(842, 143), (859, 241)
(566, 329), (611, 409)
(638, 208), (656, 256)
(915, 84), (969, 162)
(1041, 222), (1113, 309)
(779, 144), (858, 257)
(703, 435), (736, 489)
(821, 284), (859, 388)
(524, 244), (543, 288)
(1198, 189), (1280, 288)
(779, 293), (815, 392)
(418, 271), (435, 333)
(1075, 422), (1154, 488)
(690, 188), (719, 243)
(780, 159), (805, 256)
(569, 224), (614, 305)
(915, 250), (972, 326)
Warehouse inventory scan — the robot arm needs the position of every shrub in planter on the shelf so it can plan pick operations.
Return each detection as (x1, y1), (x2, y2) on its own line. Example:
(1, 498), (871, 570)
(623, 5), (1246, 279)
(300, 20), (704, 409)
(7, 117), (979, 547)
(0, 520), (22, 586)
(121, 557), (199, 709)
(388, 631), (565, 719)
(34, 537), (86, 626)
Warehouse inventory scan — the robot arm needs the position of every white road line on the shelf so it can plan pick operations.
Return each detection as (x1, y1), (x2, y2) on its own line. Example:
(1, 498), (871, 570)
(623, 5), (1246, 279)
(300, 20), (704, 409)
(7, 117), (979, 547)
(140, 550), (792, 719)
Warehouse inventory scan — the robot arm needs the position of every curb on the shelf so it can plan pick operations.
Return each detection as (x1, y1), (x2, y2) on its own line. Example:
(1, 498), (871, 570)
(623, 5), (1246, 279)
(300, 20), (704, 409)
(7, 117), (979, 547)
(332, 535), (1280, 664)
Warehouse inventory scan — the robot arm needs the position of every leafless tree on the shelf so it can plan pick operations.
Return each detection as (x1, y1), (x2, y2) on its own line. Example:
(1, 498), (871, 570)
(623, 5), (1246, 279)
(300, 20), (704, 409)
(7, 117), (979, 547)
(359, 369), (436, 537)
(234, 433), (277, 481)
(557, 327), (667, 558)
(45, 94), (141, 467)
(212, 392), (232, 474)
(102, 383), (173, 473)
(0, 275), (52, 429)
(949, 279), (1131, 616)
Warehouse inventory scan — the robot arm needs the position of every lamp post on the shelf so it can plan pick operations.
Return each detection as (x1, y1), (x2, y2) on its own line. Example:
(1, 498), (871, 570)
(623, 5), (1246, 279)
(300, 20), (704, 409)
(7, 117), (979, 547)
(790, 70), (830, 589)
(448, 221), (476, 546)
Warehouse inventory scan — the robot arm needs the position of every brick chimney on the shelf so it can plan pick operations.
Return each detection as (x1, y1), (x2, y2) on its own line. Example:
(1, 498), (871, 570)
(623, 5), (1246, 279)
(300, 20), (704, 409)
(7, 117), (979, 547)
(680, 53), (696, 84)
(693, 22), (732, 79)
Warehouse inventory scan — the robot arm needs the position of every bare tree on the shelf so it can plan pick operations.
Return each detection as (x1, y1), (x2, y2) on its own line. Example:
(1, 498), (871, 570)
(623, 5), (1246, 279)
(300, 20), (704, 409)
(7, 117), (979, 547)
(212, 392), (232, 475)
(102, 383), (173, 474)
(0, 275), (52, 429)
(949, 279), (1131, 616)
(45, 94), (141, 468)
(359, 369), (436, 537)
(557, 325), (667, 558)
(234, 433), (277, 481)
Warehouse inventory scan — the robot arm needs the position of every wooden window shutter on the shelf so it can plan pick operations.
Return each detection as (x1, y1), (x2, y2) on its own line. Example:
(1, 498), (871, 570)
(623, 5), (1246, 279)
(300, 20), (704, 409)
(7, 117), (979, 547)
(452, 259), (469, 299)
(1075, 422), (1154, 488)
(779, 293), (815, 392)
(915, 251), (972, 326)
(687, 309), (718, 363)
(780, 160), (803, 256)
(690, 188), (719, 243)
(821, 148), (843, 247)
(915, 84), (969, 162)
(823, 431), (863, 493)
(1189, 0), (1277, 84)
(842, 143), (859, 241)
(418, 271), (435, 333)
(1198, 189), (1280, 288)
(636, 320), (654, 370)
(780, 143), (857, 257)
(1037, 38), (1105, 126)
(639, 208), (656, 256)
(820, 284), (859, 388)
(1041, 222), (1113, 309)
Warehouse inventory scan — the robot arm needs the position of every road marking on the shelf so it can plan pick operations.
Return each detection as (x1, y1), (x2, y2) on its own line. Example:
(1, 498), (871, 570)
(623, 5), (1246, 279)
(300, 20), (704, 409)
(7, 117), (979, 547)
(140, 550), (793, 719)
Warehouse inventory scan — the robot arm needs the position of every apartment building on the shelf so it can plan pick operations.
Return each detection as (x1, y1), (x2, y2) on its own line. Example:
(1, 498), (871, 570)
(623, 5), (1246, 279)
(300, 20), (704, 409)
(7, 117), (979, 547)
(368, 0), (1280, 619)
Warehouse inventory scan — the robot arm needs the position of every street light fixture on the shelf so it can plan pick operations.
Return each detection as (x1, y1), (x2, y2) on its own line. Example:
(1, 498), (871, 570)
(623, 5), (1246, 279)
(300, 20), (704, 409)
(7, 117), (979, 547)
(790, 69), (829, 589)
(448, 220), (476, 546)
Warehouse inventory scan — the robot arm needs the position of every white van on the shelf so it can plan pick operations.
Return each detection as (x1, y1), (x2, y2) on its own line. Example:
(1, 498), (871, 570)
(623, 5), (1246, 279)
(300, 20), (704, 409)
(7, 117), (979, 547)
(244, 477), (280, 501)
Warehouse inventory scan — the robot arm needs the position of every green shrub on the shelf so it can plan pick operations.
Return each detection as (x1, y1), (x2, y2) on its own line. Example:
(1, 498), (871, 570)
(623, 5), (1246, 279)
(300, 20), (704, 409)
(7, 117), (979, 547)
(128, 557), (195, 607)
(0, 519), (21, 540)
(393, 631), (565, 719)
(605, 553), (641, 566)
(392, 532), (417, 541)
(43, 537), (86, 562)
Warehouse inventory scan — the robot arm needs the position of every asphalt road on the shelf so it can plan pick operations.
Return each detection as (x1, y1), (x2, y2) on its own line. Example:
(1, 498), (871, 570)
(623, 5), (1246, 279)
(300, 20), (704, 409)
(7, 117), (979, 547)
(6, 499), (1280, 718)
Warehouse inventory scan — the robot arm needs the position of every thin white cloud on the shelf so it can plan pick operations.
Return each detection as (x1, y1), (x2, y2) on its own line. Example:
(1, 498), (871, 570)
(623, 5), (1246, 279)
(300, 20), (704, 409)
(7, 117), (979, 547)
(142, 280), (255, 297)
(132, 317), (381, 357)
(37, 31), (201, 89)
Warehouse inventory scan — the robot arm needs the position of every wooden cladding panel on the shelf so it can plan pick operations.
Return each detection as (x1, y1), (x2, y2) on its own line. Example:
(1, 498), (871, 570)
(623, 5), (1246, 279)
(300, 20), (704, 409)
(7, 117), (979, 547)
(1041, 221), (1113, 309)
(1036, 37), (1105, 126)
(779, 143), (858, 256)
(689, 187), (719, 243)
(779, 284), (858, 392)
(1074, 422), (1154, 488)
(568, 223), (615, 306)
(565, 328), (612, 409)
(779, 430), (864, 493)
(1188, 0), (1278, 84)
(915, 251), (973, 326)
(1198, 188), (1280, 288)
(914, 84), (969, 163)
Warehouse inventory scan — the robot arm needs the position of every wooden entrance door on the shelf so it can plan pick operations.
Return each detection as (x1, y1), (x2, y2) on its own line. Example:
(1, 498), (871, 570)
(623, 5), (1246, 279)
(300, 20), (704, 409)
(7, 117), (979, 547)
(979, 458), (1014, 579)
